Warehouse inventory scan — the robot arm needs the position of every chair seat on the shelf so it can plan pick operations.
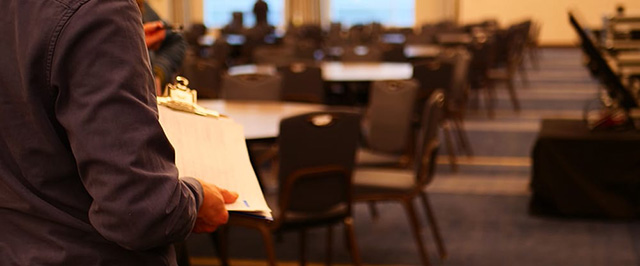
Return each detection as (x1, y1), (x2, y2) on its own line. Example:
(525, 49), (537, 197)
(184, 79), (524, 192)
(353, 168), (416, 197)
(356, 149), (408, 167)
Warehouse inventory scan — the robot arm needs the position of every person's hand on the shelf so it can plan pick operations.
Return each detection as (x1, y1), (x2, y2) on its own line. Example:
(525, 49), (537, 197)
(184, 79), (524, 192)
(192, 180), (239, 233)
(143, 21), (166, 50)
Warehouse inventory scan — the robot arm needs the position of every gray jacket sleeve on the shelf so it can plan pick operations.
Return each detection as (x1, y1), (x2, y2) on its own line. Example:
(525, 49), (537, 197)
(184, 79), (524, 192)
(49, 0), (202, 251)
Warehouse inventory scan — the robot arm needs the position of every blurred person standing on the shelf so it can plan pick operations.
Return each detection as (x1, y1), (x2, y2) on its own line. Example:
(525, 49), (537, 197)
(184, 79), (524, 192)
(253, 0), (269, 26)
(0, 0), (236, 265)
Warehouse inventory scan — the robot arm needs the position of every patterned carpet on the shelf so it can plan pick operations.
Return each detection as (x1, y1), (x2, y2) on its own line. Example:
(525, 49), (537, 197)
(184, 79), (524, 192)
(185, 48), (640, 266)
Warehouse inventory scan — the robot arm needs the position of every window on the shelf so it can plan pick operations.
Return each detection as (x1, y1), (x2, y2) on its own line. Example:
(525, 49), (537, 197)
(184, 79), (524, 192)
(203, 0), (283, 28)
(330, 0), (414, 27)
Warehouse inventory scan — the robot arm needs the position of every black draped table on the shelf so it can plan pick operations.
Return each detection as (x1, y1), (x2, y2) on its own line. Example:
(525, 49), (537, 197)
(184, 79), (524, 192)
(530, 119), (640, 218)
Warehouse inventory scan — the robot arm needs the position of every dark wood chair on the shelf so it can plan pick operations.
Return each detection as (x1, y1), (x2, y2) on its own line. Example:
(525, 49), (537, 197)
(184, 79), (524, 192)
(353, 90), (447, 266)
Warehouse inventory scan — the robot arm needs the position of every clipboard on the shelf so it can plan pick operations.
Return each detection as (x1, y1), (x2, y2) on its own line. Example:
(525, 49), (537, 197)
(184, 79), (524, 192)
(157, 77), (272, 220)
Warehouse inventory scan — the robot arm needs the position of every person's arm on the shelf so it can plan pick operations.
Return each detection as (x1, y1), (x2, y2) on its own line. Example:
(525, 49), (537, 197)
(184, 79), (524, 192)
(49, 0), (214, 250)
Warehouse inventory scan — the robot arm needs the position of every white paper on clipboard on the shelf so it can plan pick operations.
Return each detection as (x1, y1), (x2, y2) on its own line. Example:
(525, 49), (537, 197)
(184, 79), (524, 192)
(157, 105), (272, 220)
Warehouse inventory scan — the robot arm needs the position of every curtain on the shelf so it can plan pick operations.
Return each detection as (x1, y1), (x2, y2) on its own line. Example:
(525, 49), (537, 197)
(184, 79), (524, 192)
(286, 0), (322, 26)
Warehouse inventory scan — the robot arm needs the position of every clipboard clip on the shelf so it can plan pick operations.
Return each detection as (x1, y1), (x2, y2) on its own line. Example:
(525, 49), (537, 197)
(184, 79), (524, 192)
(157, 76), (224, 118)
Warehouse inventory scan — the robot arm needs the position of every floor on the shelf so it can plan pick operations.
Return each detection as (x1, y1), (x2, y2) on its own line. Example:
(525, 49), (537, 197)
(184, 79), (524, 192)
(185, 48), (640, 266)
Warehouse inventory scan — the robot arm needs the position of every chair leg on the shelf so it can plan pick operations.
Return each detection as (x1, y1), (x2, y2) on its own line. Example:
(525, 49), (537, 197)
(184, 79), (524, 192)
(506, 79), (520, 112)
(441, 121), (458, 172)
(453, 117), (473, 157)
(420, 192), (447, 260)
(299, 229), (307, 266)
(326, 225), (333, 266)
(402, 198), (431, 266)
(256, 224), (278, 266)
(519, 62), (529, 87)
(529, 47), (540, 70)
(209, 228), (229, 266)
(343, 217), (362, 266)
(483, 85), (495, 118)
(469, 89), (480, 111)
(367, 201), (379, 220)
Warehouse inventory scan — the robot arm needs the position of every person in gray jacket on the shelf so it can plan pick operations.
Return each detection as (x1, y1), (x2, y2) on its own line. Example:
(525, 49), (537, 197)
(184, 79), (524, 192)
(0, 0), (236, 265)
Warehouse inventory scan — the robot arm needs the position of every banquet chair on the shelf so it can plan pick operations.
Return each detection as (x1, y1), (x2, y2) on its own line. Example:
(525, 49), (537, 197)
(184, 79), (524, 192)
(440, 48), (473, 157)
(412, 59), (458, 170)
(341, 45), (383, 62)
(218, 111), (363, 266)
(483, 21), (530, 115)
(220, 72), (283, 172)
(180, 51), (222, 99)
(381, 43), (408, 62)
(278, 63), (325, 103)
(412, 59), (455, 105)
(220, 73), (282, 101)
(526, 20), (541, 70)
(357, 79), (419, 168)
(353, 90), (446, 266)
(253, 46), (304, 67)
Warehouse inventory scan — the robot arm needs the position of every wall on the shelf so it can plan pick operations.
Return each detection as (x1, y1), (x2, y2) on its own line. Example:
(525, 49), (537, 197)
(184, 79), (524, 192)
(147, 0), (172, 21)
(459, 0), (640, 46)
(151, 0), (640, 46)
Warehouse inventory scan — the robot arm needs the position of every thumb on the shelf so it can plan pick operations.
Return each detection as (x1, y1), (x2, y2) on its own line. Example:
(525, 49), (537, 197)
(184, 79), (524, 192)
(219, 188), (239, 204)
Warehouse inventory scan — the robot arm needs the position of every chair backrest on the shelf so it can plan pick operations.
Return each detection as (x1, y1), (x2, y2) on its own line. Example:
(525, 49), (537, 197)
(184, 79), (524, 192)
(220, 73), (282, 101)
(342, 45), (383, 62)
(440, 48), (471, 110)
(506, 21), (532, 71)
(413, 90), (445, 188)
(467, 34), (495, 89)
(412, 59), (455, 103)
(363, 79), (419, 155)
(278, 63), (325, 103)
(253, 46), (298, 66)
(208, 37), (231, 67)
(381, 44), (408, 62)
(277, 111), (361, 225)
(180, 52), (222, 99)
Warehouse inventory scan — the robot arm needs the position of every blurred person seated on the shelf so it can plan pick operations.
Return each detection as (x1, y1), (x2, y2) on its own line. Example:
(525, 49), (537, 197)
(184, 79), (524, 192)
(222, 12), (245, 35)
(137, 0), (187, 95)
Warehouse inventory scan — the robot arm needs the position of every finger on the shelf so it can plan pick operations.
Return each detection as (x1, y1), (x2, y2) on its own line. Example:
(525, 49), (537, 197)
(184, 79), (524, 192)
(219, 188), (239, 204)
(143, 21), (164, 34)
(145, 30), (166, 49)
